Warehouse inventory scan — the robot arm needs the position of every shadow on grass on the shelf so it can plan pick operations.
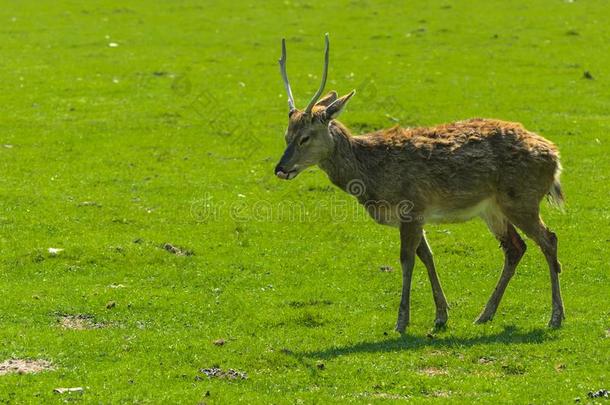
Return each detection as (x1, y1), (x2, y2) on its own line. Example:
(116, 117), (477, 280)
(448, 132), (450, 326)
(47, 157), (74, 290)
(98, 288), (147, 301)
(299, 325), (555, 360)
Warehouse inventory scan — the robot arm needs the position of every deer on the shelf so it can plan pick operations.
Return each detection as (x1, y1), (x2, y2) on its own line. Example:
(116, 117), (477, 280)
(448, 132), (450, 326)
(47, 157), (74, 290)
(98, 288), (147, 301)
(274, 34), (565, 333)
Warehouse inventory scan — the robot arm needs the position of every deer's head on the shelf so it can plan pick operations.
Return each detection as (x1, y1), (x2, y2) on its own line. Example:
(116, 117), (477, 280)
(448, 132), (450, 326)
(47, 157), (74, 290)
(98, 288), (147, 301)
(275, 34), (355, 180)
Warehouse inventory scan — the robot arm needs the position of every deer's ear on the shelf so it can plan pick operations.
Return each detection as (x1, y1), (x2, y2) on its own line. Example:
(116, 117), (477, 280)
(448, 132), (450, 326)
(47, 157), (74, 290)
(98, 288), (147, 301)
(315, 91), (338, 107)
(324, 90), (355, 120)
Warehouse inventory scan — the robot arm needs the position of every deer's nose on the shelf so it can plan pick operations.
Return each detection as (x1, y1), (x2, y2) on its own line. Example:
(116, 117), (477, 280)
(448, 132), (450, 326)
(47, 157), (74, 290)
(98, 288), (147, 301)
(275, 164), (289, 179)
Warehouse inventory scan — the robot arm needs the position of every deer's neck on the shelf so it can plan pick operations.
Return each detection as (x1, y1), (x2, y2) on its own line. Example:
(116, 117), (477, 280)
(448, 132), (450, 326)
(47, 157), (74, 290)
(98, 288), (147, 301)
(318, 121), (366, 195)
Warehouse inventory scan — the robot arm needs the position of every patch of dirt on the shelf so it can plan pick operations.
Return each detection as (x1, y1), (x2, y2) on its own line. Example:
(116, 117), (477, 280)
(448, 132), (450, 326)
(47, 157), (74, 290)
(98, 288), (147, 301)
(358, 392), (410, 400)
(58, 315), (104, 330)
(419, 366), (448, 376)
(212, 339), (225, 346)
(478, 356), (495, 364)
(287, 299), (332, 308)
(199, 367), (247, 380)
(163, 243), (194, 256)
(429, 390), (452, 398)
(0, 359), (53, 375)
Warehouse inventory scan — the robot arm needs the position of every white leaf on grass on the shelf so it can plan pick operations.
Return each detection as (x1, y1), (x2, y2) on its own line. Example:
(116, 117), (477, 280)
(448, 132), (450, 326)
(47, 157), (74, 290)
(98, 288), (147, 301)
(53, 387), (84, 394)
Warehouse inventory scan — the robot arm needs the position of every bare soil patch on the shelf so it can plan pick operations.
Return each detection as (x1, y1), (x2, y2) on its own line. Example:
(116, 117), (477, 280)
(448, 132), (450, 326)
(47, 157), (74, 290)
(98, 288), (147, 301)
(478, 356), (495, 364)
(199, 367), (247, 380)
(429, 390), (452, 398)
(163, 243), (194, 256)
(358, 392), (410, 400)
(419, 366), (449, 376)
(59, 314), (104, 330)
(0, 359), (53, 375)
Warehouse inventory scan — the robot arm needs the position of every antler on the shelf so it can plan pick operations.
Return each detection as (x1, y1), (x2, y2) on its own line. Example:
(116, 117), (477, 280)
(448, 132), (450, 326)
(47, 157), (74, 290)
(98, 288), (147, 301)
(279, 34), (330, 114)
(304, 33), (330, 114)
(279, 38), (295, 112)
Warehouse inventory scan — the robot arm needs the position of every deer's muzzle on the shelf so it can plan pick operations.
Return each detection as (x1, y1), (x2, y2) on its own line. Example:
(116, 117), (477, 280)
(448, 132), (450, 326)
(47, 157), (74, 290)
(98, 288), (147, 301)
(275, 142), (299, 180)
(274, 164), (298, 180)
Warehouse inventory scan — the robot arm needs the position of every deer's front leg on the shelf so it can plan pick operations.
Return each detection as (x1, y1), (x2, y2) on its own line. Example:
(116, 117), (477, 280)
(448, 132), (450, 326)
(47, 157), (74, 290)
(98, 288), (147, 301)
(395, 221), (423, 333)
(416, 233), (449, 328)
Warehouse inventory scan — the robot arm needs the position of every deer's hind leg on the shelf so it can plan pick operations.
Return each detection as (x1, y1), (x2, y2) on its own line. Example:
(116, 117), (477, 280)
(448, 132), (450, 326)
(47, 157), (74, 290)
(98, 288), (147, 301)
(475, 206), (527, 324)
(503, 209), (565, 328)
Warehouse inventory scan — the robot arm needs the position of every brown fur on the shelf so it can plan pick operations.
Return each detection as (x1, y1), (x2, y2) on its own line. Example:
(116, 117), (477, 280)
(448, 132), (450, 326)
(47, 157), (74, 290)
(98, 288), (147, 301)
(320, 118), (560, 223)
(275, 94), (565, 332)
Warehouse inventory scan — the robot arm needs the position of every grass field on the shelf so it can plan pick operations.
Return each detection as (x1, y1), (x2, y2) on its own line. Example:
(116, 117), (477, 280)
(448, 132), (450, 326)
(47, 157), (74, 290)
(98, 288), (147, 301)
(1, 0), (609, 403)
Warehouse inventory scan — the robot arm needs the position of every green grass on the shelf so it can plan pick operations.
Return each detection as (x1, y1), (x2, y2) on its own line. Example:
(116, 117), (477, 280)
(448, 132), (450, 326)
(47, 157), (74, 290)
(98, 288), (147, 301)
(0, 0), (609, 403)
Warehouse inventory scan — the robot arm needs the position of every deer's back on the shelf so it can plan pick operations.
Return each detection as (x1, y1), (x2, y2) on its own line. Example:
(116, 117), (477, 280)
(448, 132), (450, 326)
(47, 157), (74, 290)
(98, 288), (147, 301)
(351, 118), (560, 222)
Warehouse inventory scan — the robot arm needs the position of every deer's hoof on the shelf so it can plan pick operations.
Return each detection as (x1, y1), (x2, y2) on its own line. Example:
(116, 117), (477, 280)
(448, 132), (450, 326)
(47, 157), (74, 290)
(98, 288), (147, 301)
(395, 321), (408, 334)
(434, 318), (448, 330)
(474, 312), (493, 324)
(548, 308), (565, 328)
(434, 310), (448, 328)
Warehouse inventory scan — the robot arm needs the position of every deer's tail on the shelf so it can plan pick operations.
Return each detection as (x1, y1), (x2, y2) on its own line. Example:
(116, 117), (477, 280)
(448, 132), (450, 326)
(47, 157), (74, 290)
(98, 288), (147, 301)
(547, 161), (565, 211)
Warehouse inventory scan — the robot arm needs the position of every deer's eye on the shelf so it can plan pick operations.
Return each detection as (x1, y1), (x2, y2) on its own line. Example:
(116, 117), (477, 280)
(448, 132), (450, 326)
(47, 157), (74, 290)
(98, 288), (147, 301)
(299, 135), (310, 146)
